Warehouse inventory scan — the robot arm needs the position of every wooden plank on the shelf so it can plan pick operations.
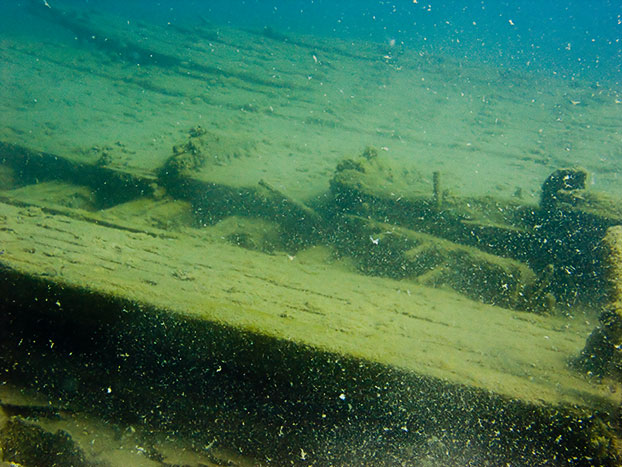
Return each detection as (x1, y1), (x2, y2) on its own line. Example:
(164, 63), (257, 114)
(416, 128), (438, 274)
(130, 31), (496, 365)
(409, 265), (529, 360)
(0, 201), (618, 411)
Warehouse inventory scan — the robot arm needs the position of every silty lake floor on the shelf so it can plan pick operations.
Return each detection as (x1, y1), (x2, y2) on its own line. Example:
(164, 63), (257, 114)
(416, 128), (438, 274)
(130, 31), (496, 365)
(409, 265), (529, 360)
(1, 1), (621, 202)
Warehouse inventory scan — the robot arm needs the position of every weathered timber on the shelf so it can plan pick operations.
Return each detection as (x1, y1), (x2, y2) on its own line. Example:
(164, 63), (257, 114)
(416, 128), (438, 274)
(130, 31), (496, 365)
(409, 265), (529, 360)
(576, 225), (622, 378)
(331, 215), (543, 311)
(0, 415), (89, 467)
(327, 152), (540, 263)
(3, 140), (621, 310)
(327, 156), (622, 308)
(0, 201), (618, 407)
(0, 201), (620, 464)
(534, 168), (622, 307)
(161, 171), (325, 249)
(0, 141), (156, 208)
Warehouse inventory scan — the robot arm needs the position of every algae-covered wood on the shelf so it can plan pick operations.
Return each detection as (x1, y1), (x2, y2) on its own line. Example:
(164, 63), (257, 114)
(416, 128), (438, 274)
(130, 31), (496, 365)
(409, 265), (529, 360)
(0, 200), (618, 411)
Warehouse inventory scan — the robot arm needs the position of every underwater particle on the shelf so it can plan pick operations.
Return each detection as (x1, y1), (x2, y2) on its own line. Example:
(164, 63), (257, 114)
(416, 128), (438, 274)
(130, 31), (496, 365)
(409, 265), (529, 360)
(339, 393), (346, 400)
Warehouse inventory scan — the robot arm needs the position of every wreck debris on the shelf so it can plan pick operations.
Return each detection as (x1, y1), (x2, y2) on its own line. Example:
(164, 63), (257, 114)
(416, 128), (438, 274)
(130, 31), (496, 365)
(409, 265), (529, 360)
(540, 167), (590, 210)
(0, 415), (89, 467)
(332, 215), (539, 310)
(576, 225), (622, 377)
(4, 137), (622, 315)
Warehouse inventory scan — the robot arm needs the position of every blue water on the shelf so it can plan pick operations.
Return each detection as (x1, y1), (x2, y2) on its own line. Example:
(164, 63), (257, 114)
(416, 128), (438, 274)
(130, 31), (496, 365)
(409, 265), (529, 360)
(5, 0), (619, 80)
